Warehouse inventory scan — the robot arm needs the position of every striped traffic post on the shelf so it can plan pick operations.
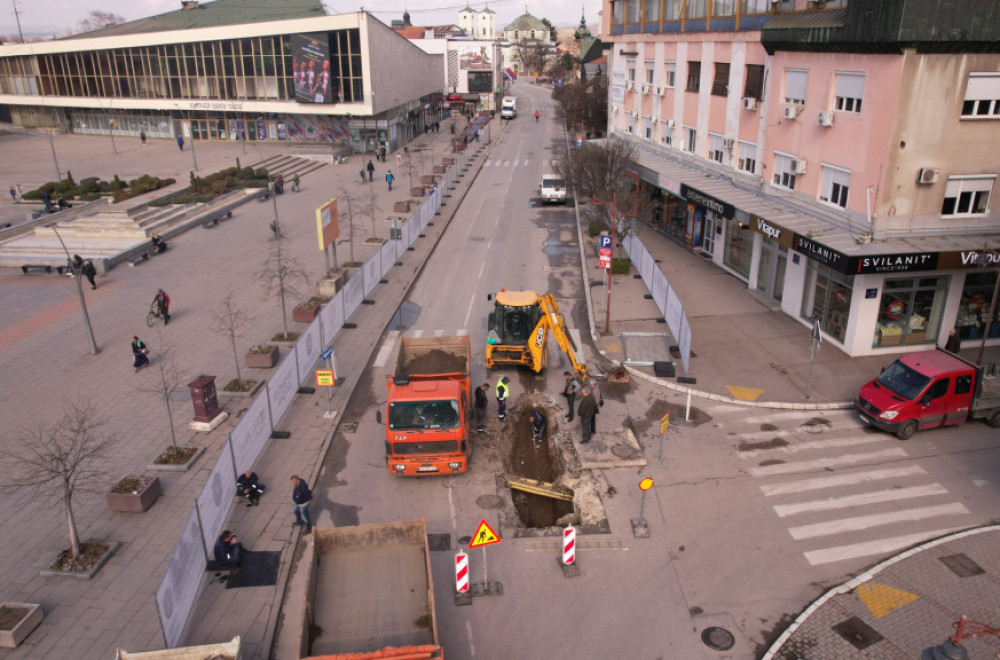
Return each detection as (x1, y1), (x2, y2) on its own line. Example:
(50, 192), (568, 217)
(562, 526), (576, 565)
(455, 551), (469, 593)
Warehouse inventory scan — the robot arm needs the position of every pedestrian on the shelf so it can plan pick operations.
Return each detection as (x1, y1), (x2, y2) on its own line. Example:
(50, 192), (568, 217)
(140, 131), (146, 145)
(450, 122), (456, 135)
(292, 173), (300, 192)
(236, 469), (264, 506)
(380, 145), (387, 162)
(14, 184), (23, 202)
(81, 259), (97, 289)
(290, 475), (313, 534)
(578, 386), (597, 444)
(474, 128), (480, 142)
(396, 153), (402, 167)
(944, 328), (962, 353)
(360, 168), (366, 183)
(386, 170), (394, 191)
(132, 335), (150, 372)
(153, 288), (171, 325)
(474, 383), (489, 433)
(42, 190), (53, 212)
(8, 185), (15, 203)
(366, 159), (375, 182)
(213, 530), (245, 569)
(535, 110), (540, 122)
(530, 409), (547, 446)
(562, 371), (579, 421)
(589, 380), (604, 435)
(176, 135), (184, 151)
(495, 375), (510, 421)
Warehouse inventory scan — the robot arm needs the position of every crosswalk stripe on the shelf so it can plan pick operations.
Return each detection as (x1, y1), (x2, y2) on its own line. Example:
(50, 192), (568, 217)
(803, 528), (963, 566)
(787, 502), (969, 540)
(760, 466), (927, 497)
(740, 434), (884, 458)
(408, 329), (424, 338)
(748, 448), (908, 477)
(374, 336), (397, 368)
(743, 411), (837, 424)
(772, 483), (948, 518)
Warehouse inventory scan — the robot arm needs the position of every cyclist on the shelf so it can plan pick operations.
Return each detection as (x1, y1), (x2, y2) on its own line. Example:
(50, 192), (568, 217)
(153, 289), (171, 325)
(535, 110), (540, 122)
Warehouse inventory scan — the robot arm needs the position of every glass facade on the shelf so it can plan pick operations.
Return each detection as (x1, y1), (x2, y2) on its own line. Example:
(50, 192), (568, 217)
(723, 220), (752, 278)
(957, 271), (1000, 340)
(801, 261), (853, 343)
(872, 276), (949, 348)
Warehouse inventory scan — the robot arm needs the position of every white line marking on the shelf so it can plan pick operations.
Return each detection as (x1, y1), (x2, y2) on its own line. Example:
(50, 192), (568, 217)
(748, 448), (908, 477)
(478, 261), (486, 278)
(448, 486), (458, 537)
(373, 337), (397, 368)
(434, 329), (445, 337)
(773, 483), (948, 517)
(740, 434), (885, 458)
(466, 620), (476, 658)
(761, 465), (927, 497)
(803, 528), (963, 566)
(788, 502), (969, 540)
(409, 329), (424, 338)
(457, 328), (469, 336)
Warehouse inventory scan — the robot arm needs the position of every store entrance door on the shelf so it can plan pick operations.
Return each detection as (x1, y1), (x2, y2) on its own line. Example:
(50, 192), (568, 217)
(756, 238), (787, 303)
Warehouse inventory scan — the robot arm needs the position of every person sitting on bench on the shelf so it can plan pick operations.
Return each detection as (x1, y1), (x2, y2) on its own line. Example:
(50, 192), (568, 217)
(213, 530), (245, 569)
(236, 470), (265, 507)
(151, 233), (167, 254)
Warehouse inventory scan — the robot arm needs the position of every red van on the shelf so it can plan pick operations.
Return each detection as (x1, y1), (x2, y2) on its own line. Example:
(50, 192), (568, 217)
(857, 348), (1000, 440)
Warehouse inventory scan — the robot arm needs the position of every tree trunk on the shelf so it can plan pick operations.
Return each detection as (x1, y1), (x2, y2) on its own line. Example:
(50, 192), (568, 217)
(66, 497), (81, 557)
(279, 290), (289, 337)
(165, 393), (177, 449)
(230, 337), (243, 384)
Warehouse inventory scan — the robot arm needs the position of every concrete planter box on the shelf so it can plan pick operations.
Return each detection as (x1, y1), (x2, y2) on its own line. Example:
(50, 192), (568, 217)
(38, 542), (121, 580)
(394, 200), (411, 213)
(292, 304), (320, 323)
(0, 603), (43, 648)
(106, 476), (161, 513)
(245, 345), (279, 368)
(454, 142), (466, 152)
(409, 187), (424, 197)
(146, 446), (206, 472)
(433, 165), (446, 174)
(420, 175), (436, 185)
(316, 270), (348, 298)
(442, 157), (454, 165)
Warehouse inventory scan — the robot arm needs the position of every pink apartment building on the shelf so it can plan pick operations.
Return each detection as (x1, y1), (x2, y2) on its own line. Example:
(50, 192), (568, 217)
(604, 0), (999, 357)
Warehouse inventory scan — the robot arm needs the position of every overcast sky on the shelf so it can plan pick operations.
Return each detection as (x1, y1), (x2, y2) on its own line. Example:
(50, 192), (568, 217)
(2, 0), (601, 39)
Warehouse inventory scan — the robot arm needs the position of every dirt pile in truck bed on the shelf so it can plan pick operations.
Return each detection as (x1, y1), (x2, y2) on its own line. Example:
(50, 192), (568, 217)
(399, 349), (467, 375)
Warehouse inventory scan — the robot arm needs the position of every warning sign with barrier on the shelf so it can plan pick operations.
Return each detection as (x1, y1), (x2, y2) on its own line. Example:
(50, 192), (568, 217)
(469, 520), (501, 548)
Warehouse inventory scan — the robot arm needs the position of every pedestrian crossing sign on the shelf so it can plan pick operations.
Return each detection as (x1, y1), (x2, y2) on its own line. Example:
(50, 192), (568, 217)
(469, 519), (501, 548)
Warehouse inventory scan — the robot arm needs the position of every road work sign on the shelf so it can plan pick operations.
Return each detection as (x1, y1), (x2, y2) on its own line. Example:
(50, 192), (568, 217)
(470, 520), (501, 548)
(315, 370), (335, 387)
(659, 412), (670, 435)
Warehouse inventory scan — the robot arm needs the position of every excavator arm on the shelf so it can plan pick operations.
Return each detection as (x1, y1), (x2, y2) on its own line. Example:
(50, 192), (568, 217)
(537, 294), (589, 383)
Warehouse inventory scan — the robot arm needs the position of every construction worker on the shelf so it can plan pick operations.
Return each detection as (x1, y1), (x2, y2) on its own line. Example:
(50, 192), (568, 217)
(495, 376), (510, 421)
(530, 409), (547, 446)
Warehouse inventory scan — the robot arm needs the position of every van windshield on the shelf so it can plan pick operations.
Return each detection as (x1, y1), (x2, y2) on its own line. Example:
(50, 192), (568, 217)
(389, 400), (460, 430)
(876, 361), (931, 401)
(542, 178), (564, 188)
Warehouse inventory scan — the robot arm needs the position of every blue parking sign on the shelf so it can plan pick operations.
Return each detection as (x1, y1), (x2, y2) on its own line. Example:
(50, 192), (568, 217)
(599, 235), (612, 249)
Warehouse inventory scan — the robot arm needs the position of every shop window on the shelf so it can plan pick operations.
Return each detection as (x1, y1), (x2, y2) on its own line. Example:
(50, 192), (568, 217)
(941, 176), (994, 216)
(956, 270), (1000, 340)
(873, 277), (949, 348)
(723, 220), (752, 278)
(834, 72), (865, 113)
(961, 73), (1000, 118)
(800, 261), (853, 343)
(687, 61), (701, 92)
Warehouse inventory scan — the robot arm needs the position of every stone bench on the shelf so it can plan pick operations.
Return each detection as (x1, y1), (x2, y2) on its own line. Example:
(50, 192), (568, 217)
(21, 264), (52, 274)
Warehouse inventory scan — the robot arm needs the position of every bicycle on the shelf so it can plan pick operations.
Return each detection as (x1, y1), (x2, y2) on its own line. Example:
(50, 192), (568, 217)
(146, 301), (164, 327)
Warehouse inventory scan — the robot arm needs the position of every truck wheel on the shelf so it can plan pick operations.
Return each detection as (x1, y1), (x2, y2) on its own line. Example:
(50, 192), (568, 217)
(896, 420), (917, 441)
(988, 410), (1000, 428)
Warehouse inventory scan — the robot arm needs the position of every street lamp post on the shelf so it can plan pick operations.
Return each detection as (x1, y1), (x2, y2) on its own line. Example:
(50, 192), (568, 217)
(50, 225), (99, 355)
(173, 103), (198, 171)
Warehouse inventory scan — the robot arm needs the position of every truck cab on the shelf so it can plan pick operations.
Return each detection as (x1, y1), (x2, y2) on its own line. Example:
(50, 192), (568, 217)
(539, 174), (566, 205)
(501, 96), (517, 119)
(857, 348), (1000, 440)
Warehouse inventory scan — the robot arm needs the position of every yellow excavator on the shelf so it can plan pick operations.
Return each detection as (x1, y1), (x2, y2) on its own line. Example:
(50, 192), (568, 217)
(485, 289), (589, 382)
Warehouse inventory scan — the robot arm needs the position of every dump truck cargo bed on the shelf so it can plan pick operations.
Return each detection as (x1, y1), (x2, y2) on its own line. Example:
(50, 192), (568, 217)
(395, 335), (470, 376)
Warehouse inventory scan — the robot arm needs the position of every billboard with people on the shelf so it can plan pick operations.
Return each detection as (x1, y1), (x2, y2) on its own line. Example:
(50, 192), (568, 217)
(291, 33), (331, 103)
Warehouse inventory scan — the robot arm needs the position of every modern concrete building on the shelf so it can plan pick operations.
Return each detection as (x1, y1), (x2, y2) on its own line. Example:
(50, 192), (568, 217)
(603, 0), (1000, 356)
(0, 0), (444, 154)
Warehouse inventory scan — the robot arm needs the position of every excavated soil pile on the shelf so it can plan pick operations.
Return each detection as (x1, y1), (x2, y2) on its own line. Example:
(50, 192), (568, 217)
(398, 349), (467, 375)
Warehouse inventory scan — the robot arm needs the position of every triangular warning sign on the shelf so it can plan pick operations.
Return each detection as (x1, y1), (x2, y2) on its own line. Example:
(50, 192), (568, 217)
(469, 519), (501, 548)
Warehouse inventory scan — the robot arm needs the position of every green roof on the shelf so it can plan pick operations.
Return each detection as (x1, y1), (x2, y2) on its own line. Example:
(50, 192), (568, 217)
(67, 0), (326, 39)
(504, 13), (546, 32)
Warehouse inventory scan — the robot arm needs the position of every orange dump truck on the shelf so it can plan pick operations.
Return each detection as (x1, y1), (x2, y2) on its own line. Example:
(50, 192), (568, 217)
(384, 335), (471, 476)
(299, 520), (442, 660)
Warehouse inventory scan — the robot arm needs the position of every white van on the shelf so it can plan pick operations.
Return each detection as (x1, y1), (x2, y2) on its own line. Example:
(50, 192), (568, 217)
(539, 174), (567, 204)
(501, 96), (517, 119)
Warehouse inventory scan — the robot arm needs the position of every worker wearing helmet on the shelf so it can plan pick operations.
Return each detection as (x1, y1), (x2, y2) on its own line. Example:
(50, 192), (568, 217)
(495, 376), (510, 421)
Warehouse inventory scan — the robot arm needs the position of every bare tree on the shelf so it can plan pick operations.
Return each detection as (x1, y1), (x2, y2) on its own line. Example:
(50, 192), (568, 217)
(254, 226), (309, 339)
(513, 39), (553, 77)
(135, 332), (184, 450)
(77, 10), (125, 34)
(210, 291), (252, 386)
(366, 178), (383, 239)
(0, 401), (116, 558)
(337, 187), (370, 263)
(553, 75), (608, 135)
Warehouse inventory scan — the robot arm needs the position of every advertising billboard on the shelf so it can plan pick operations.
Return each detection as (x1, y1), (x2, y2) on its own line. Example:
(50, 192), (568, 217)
(292, 33), (331, 103)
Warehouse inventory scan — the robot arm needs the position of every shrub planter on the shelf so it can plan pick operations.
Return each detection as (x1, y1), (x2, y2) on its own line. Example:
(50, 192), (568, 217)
(393, 200), (411, 213)
(39, 541), (121, 580)
(106, 476), (161, 513)
(245, 345), (279, 368)
(433, 165), (446, 174)
(0, 603), (44, 648)
(292, 304), (320, 323)
(147, 446), (206, 472)
(316, 269), (348, 298)
(420, 175), (436, 185)
(409, 187), (424, 197)
(442, 157), (454, 165)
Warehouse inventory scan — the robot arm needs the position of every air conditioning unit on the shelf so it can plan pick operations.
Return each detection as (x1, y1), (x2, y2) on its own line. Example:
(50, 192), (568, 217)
(817, 111), (834, 127)
(651, 117), (659, 124)
(742, 97), (758, 110)
(784, 105), (800, 119)
(640, 84), (650, 94)
(722, 137), (735, 149)
(792, 159), (807, 174)
(655, 86), (662, 96)
(664, 118), (675, 128)
(630, 110), (639, 118)
(916, 168), (940, 185)
(626, 82), (634, 91)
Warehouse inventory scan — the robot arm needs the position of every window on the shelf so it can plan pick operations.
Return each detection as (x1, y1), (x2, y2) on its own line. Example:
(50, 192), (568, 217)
(664, 0), (684, 19)
(801, 262), (854, 343)
(834, 72), (865, 113)
(612, 0), (625, 24)
(644, 0), (660, 22)
(712, 0), (737, 16)
(661, 128), (673, 146)
(772, 153), (798, 190)
(684, 126), (697, 153)
(962, 73), (1000, 117)
(744, 64), (765, 100)
(708, 133), (725, 163)
(820, 165), (850, 208)
(686, 0), (708, 18)
(738, 140), (757, 174)
(627, 61), (636, 82)
(626, 0), (641, 22)
(686, 61), (701, 92)
(955, 375), (972, 396)
(874, 277), (949, 348)
(712, 62), (730, 96)
(645, 62), (655, 85)
(644, 118), (653, 140)
(942, 176), (994, 216)
(783, 69), (807, 105)
(664, 61), (676, 88)
(741, 0), (770, 13)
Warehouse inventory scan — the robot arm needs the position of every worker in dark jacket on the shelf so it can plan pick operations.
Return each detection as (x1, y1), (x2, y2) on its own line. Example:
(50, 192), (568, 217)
(213, 530), (244, 568)
(578, 387), (598, 444)
(474, 383), (489, 432)
(290, 475), (313, 534)
(530, 409), (547, 446)
(236, 469), (264, 507)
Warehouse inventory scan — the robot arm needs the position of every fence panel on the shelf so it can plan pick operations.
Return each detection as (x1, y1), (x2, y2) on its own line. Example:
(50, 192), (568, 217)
(267, 346), (299, 421)
(378, 241), (396, 280)
(652, 271), (669, 317)
(297, 317), (323, 385)
(320, 291), (344, 346)
(363, 252), (380, 297)
(230, 393), (270, 474)
(678, 314), (692, 375)
(342, 273), (364, 319)
(156, 510), (207, 647)
(196, 442), (236, 552)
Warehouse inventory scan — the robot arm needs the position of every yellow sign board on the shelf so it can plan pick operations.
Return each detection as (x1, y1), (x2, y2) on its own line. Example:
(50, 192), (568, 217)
(315, 370), (335, 387)
(315, 198), (339, 250)
(639, 477), (654, 491)
(469, 520), (501, 548)
(659, 412), (670, 435)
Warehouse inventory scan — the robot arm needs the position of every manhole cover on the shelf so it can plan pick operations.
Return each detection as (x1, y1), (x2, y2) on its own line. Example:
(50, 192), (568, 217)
(476, 495), (503, 509)
(832, 616), (883, 650)
(939, 553), (985, 577)
(701, 627), (735, 651)
(612, 445), (638, 458)
(341, 422), (358, 433)
(427, 534), (451, 552)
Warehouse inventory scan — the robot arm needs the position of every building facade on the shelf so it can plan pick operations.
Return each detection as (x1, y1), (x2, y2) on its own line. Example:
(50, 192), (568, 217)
(604, 0), (1000, 356)
(0, 1), (444, 154)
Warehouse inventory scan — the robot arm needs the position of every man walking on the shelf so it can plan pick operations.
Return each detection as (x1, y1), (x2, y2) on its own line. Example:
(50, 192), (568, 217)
(562, 371), (579, 421)
(578, 387), (597, 444)
(386, 170), (394, 191)
(474, 383), (489, 433)
(176, 135), (184, 151)
(366, 159), (375, 182)
(495, 376), (510, 421)
(290, 475), (313, 534)
(81, 259), (97, 290)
